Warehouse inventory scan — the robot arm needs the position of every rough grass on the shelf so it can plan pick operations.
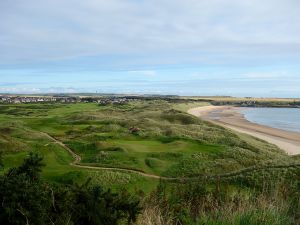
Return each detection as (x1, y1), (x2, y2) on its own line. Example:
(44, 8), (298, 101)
(0, 101), (297, 189)
(0, 101), (299, 224)
(172, 102), (210, 112)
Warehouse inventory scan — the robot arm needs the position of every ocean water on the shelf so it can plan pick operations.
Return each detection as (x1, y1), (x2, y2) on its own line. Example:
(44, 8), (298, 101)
(240, 108), (300, 134)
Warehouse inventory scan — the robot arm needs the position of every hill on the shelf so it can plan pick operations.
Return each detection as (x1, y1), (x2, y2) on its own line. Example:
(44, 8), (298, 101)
(0, 100), (299, 224)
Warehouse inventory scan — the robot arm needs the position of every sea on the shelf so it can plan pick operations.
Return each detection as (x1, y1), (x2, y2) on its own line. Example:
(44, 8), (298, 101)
(240, 108), (300, 134)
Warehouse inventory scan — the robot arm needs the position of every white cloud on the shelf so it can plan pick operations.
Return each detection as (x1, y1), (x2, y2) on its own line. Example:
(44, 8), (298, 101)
(0, 87), (80, 94)
(1, 0), (300, 66)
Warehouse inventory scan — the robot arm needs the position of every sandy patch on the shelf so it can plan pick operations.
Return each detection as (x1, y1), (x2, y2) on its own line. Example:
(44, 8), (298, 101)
(188, 106), (300, 155)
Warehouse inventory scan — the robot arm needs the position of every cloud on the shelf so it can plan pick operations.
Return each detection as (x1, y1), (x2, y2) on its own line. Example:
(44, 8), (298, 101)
(1, 0), (300, 67)
(1, 0), (300, 97)
(0, 87), (80, 94)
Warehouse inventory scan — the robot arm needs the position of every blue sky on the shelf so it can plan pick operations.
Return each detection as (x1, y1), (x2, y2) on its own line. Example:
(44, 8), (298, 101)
(1, 0), (300, 97)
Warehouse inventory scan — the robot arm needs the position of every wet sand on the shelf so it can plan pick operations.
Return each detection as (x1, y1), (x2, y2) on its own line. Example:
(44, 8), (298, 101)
(188, 106), (300, 155)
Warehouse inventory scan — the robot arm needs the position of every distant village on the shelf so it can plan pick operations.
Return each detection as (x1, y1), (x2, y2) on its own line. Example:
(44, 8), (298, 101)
(0, 95), (133, 105)
(1, 95), (299, 108)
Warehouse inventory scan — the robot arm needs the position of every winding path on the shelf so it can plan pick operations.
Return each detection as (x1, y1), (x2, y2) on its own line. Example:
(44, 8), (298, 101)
(41, 132), (173, 180)
(41, 132), (300, 181)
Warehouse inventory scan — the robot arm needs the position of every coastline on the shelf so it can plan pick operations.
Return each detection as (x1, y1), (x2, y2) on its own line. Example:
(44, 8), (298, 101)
(188, 106), (300, 155)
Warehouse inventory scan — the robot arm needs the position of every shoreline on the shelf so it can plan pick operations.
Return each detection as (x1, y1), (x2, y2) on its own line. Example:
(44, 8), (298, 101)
(188, 106), (300, 155)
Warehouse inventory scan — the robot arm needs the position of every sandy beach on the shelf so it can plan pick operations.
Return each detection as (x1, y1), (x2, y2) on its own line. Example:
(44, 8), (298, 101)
(188, 106), (300, 155)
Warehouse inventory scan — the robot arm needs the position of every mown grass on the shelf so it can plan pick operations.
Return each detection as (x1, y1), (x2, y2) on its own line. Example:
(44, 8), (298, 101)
(67, 138), (224, 176)
(1, 142), (158, 192)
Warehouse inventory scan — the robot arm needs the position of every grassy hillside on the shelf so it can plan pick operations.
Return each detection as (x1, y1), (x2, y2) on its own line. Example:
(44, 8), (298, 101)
(0, 101), (294, 179)
(0, 100), (299, 224)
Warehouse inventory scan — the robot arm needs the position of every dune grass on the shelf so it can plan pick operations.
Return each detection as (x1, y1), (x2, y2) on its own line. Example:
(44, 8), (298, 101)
(1, 100), (299, 224)
(0, 101), (297, 191)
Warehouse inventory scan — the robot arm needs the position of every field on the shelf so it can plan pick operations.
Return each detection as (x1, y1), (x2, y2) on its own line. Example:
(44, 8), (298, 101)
(0, 100), (299, 224)
(1, 100), (298, 183)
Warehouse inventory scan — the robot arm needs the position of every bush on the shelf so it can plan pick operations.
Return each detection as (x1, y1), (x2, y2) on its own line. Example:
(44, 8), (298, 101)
(0, 153), (141, 225)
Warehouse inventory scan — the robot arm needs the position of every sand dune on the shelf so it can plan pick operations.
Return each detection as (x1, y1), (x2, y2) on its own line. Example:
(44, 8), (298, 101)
(188, 106), (300, 155)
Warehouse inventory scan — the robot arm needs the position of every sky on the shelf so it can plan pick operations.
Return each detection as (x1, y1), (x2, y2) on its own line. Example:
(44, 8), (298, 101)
(1, 0), (300, 97)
